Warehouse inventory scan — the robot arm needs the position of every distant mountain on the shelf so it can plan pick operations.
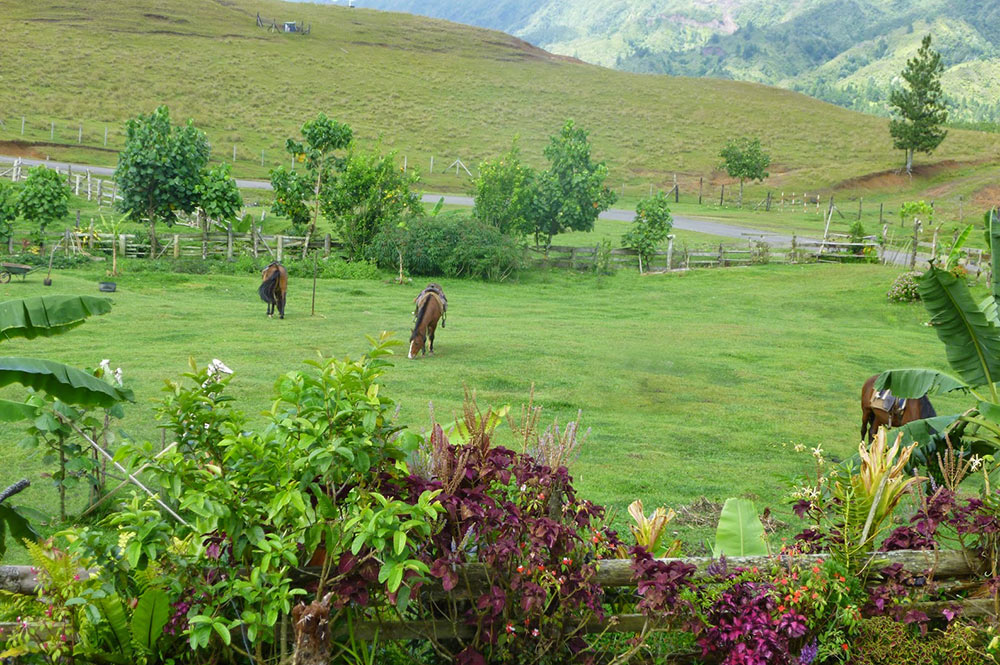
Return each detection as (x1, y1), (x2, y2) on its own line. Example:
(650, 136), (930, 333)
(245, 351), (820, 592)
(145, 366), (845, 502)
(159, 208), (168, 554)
(357, 0), (1000, 122)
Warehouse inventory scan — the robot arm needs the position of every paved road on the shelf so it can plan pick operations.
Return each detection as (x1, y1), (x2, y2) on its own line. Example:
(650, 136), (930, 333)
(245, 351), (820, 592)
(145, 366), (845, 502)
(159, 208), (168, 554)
(0, 155), (796, 243)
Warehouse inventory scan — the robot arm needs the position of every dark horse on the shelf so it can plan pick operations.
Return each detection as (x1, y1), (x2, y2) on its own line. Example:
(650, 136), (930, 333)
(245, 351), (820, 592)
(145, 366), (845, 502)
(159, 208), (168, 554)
(409, 284), (446, 359)
(258, 261), (288, 319)
(860, 374), (936, 442)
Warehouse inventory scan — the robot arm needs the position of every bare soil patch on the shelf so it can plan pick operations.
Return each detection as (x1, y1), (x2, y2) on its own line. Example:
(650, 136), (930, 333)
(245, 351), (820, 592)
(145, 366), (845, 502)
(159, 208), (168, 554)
(834, 159), (981, 192)
(972, 185), (1000, 209)
(675, 496), (787, 532)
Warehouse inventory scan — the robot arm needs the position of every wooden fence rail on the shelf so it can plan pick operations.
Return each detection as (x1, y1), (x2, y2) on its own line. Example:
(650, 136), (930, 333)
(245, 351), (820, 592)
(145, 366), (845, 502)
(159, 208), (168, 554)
(0, 549), (989, 643)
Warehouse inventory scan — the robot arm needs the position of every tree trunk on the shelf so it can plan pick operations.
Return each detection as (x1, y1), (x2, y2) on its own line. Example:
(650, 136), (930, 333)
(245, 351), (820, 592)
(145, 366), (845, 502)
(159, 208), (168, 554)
(292, 594), (333, 665)
(905, 149), (913, 175)
(738, 180), (744, 208)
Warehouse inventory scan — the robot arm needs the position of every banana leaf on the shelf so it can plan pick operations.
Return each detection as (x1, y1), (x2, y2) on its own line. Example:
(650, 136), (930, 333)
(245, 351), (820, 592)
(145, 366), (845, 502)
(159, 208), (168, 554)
(0, 358), (133, 408)
(132, 588), (171, 652)
(0, 295), (111, 341)
(0, 504), (39, 558)
(918, 267), (1000, 390)
(712, 497), (768, 558)
(0, 398), (40, 422)
(875, 369), (968, 397)
(945, 224), (973, 269)
(989, 208), (1000, 305)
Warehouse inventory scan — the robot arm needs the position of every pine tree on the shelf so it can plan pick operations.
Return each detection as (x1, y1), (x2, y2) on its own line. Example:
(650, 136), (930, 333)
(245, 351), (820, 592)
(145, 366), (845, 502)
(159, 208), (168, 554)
(889, 34), (948, 174)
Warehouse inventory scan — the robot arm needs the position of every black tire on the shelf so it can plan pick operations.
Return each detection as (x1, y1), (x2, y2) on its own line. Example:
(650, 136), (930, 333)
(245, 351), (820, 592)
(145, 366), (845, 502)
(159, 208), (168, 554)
(0, 272), (11, 284)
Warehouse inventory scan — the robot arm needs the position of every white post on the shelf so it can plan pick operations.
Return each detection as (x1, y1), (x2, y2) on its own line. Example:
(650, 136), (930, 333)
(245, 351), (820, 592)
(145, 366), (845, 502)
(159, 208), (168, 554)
(20, 117), (24, 135)
(261, 149), (265, 167)
(403, 155), (407, 172)
(429, 155), (434, 174)
(75, 174), (81, 195)
(666, 234), (675, 270)
(87, 170), (92, 201)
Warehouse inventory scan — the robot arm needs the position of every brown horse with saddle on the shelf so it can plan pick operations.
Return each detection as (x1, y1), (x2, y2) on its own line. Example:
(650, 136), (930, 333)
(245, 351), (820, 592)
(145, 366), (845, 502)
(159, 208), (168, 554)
(409, 283), (447, 359)
(259, 261), (288, 319)
(860, 373), (936, 442)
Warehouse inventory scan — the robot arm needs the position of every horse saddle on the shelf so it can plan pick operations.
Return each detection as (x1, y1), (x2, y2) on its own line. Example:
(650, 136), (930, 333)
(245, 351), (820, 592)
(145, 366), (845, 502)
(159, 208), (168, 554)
(871, 389), (906, 415)
(415, 285), (447, 327)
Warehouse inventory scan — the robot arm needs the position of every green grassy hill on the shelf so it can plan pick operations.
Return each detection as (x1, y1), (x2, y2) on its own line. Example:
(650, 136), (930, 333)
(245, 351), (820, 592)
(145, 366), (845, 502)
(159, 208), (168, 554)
(2, 0), (999, 201)
(363, 0), (1000, 123)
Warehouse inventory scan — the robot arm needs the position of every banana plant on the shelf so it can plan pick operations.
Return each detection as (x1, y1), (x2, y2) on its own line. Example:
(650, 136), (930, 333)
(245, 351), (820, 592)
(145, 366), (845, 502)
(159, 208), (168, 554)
(877, 207), (1000, 469)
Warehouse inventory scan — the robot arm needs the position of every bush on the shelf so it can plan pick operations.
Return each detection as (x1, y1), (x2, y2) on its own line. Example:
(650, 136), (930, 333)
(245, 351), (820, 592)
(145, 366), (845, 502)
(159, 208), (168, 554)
(5, 252), (94, 270)
(370, 212), (523, 281)
(887, 271), (922, 303)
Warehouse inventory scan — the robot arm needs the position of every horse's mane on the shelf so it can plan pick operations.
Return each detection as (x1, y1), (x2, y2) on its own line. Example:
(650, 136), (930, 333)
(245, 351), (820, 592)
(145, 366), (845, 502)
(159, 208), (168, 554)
(918, 395), (937, 419)
(259, 267), (280, 304)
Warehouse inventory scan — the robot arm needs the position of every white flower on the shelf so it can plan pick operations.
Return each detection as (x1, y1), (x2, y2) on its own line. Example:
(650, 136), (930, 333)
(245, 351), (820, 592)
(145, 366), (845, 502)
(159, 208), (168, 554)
(970, 455), (984, 471)
(113, 367), (123, 386)
(794, 444), (806, 453)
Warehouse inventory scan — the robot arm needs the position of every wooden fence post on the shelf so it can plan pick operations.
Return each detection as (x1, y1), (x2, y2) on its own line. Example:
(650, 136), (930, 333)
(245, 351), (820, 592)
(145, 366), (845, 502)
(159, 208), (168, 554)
(96, 180), (103, 206)
(7, 236), (13, 254)
(227, 224), (234, 260)
(911, 219), (921, 270)
(698, 177), (703, 205)
(252, 221), (259, 258)
(765, 191), (772, 212)
(666, 234), (675, 270)
(324, 234), (331, 258)
(201, 211), (207, 260)
(857, 198), (863, 221)
(118, 234), (126, 259)
(718, 243), (725, 268)
(791, 234), (797, 264)
(673, 173), (678, 203)
(277, 235), (284, 263)
(879, 202), (884, 226)
(74, 174), (81, 196)
(173, 235), (180, 259)
(719, 185), (724, 207)
(86, 171), (92, 201)
(931, 226), (939, 259)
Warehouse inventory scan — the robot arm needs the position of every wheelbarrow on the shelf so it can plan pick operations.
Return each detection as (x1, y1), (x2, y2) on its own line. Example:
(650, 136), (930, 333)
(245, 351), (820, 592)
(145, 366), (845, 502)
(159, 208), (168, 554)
(0, 263), (39, 283)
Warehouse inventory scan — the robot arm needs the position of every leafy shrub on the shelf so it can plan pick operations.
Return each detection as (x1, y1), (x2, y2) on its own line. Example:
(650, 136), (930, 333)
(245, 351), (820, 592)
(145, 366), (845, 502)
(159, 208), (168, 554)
(887, 271), (922, 303)
(370, 212), (523, 281)
(5, 252), (93, 270)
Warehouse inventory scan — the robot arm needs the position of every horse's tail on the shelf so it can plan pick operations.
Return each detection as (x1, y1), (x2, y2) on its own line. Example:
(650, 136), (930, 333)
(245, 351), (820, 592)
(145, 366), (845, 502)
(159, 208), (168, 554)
(259, 270), (279, 304)
(919, 395), (937, 419)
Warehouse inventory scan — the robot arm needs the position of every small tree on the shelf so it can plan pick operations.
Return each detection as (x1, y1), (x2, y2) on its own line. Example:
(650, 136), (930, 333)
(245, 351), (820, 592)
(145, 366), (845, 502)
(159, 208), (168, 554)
(0, 181), (19, 243)
(271, 113), (352, 254)
(890, 34), (948, 175)
(622, 191), (673, 272)
(322, 147), (421, 260)
(900, 200), (933, 228)
(197, 163), (244, 230)
(531, 120), (617, 247)
(17, 166), (69, 245)
(472, 139), (536, 238)
(718, 137), (770, 208)
(115, 106), (210, 255)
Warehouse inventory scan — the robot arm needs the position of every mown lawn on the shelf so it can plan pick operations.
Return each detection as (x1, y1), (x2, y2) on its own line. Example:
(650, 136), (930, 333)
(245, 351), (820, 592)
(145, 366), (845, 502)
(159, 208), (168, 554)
(0, 262), (968, 561)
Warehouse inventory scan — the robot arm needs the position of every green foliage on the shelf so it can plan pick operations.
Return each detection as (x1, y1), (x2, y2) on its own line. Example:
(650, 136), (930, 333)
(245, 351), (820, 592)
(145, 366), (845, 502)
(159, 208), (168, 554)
(472, 138), (536, 237)
(900, 200), (934, 225)
(718, 136), (770, 206)
(0, 181), (18, 241)
(195, 163), (243, 227)
(103, 336), (441, 659)
(621, 191), (673, 267)
(0, 481), (39, 560)
(323, 147), (422, 260)
(370, 212), (523, 280)
(886, 271), (922, 302)
(889, 35), (949, 172)
(711, 497), (768, 557)
(16, 166), (69, 242)
(115, 105), (210, 233)
(268, 165), (313, 233)
(531, 119), (617, 247)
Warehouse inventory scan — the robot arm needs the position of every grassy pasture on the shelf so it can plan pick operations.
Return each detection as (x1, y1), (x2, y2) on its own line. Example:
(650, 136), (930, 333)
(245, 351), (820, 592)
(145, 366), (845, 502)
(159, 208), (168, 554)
(2, 0), (1000, 200)
(0, 262), (969, 560)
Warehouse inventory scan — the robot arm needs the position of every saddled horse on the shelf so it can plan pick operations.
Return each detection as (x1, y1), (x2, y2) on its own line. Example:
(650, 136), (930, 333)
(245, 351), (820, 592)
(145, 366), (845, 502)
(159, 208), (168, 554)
(860, 374), (936, 442)
(258, 261), (288, 319)
(409, 284), (447, 359)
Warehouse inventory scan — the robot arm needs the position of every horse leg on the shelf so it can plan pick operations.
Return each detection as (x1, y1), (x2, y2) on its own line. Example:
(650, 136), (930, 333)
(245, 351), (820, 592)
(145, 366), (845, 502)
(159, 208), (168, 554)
(428, 321), (437, 355)
(861, 406), (871, 442)
(278, 291), (285, 319)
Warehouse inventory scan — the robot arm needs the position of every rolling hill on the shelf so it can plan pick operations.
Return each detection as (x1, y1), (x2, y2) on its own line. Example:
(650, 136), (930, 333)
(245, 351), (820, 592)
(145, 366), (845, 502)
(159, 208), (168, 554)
(358, 0), (1000, 124)
(2, 0), (999, 200)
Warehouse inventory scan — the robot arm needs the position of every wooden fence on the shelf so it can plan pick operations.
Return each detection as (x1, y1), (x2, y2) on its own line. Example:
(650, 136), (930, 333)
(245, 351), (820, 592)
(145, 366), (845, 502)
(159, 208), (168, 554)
(534, 235), (882, 273)
(0, 548), (991, 644)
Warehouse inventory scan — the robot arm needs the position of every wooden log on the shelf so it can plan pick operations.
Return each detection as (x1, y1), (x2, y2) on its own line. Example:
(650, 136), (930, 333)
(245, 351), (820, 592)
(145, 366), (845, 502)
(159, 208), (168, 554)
(0, 565), (39, 594)
(292, 593), (333, 665)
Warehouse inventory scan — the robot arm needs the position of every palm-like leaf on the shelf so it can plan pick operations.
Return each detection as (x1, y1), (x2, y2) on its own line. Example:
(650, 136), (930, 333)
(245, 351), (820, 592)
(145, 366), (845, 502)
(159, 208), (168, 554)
(712, 498), (767, 557)
(0, 295), (111, 341)
(918, 266), (1000, 391)
(875, 368), (968, 398)
(0, 358), (133, 408)
(944, 224), (973, 270)
(989, 208), (1000, 306)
